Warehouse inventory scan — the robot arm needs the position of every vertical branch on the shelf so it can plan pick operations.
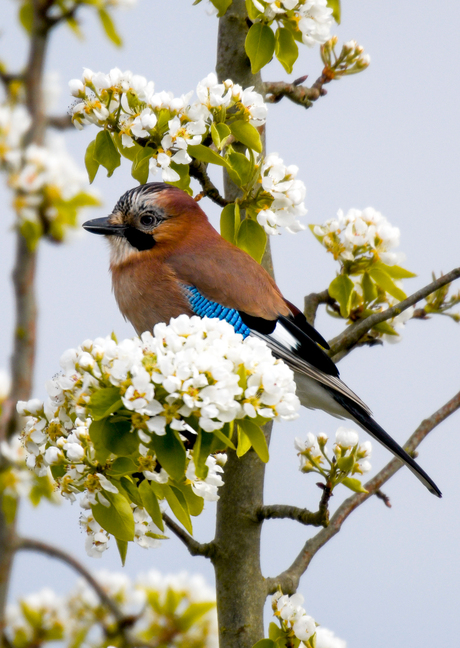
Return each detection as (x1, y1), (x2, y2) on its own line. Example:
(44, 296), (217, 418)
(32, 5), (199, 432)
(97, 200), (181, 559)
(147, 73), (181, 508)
(0, 0), (51, 628)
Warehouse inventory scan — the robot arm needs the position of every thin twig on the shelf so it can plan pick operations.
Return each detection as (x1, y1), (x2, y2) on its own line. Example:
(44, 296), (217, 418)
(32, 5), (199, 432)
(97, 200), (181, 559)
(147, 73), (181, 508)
(163, 513), (215, 558)
(266, 389), (460, 594)
(14, 536), (124, 622)
(258, 484), (331, 528)
(328, 268), (460, 359)
(189, 158), (230, 207)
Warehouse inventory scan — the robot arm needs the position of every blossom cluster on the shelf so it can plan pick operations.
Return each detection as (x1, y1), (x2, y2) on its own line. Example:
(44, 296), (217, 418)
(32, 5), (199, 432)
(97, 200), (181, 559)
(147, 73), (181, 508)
(70, 69), (267, 181)
(321, 37), (371, 77)
(6, 569), (218, 648)
(18, 316), (299, 555)
(313, 207), (403, 267)
(0, 103), (98, 248)
(250, 0), (333, 47)
(256, 153), (308, 234)
(295, 427), (372, 492)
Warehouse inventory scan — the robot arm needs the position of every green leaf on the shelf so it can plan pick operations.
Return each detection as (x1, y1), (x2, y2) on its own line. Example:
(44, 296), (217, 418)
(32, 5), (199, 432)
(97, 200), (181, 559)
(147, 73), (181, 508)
(369, 267), (407, 301)
(337, 455), (354, 473)
(98, 8), (123, 47)
(209, 0), (233, 17)
(229, 121), (262, 153)
(107, 457), (139, 477)
(269, 622), (286, 641)
(150, 429), (186, 482)
(84, 140), (100, 184)
(19, 219), (42, 251)
(341, 477), (368, 493)
(237, 427), (252, 457)
(104, 419), (139, 457)
(252, 641), (276, 648)
(139, 479), (165, 530)
(374, 262), (417, 279)
(225, 146), (253, 186)
(116, 538), (128, 566)
(131, 147), (155, 184)
(94, 130), (121, 178)
(119, 477), (143, 507)
(237, 420), (269, 463)
(88, 418), (112, 464)
(236, 219), (267, 263)
(91, 491), (135, 541)
(275, 27), (299, 74)
(245, 0), (263, 21)
(163, 485), (193, 534)
(113, 132), (142, 161)
(220, 203), (240, 244)
(245, 23), (276, 74)
(329, 274), (354, 318)
(173, 482), (204, 517)
(211, 122), (231, 150)
(18, 2), (33, 33)
(87, 387), (122, 420)
(212, 426), (236, 450)
(327, 0), (341, 24)
(372, 321), (398, 336)
(2, 494), (17, 525)
(362, 272), (378, 304)
(20, 602), (42, 628)
(167, 161), (192, 195)
(188, 144), (228, 167)
(193, 430), (214, 480)
(179, 602), (216, 632)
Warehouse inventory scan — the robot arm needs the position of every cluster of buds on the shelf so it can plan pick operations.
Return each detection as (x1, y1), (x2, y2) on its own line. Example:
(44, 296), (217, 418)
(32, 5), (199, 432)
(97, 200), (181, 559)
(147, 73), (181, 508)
(321, 37), (371, 78)
(272, 591), (317, 646)
(295, 427), (372, 493)
(18, 316), (299, 556)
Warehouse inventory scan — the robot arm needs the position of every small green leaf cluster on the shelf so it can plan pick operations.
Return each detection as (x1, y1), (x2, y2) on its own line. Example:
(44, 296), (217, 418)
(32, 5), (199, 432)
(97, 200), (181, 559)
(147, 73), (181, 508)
(422, 274), (460, 323)
(18, 316), (299, 560)
(17, 0), (135, 46)
(295, 427), (371, 494)
(311, 207), (416, 338)
(6, 569), (217, 648)
(244, 0), (336, 74)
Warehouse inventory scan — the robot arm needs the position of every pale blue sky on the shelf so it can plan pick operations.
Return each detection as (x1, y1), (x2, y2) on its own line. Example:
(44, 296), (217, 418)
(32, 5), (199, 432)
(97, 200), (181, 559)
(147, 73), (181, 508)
(1, 2), (459, 646)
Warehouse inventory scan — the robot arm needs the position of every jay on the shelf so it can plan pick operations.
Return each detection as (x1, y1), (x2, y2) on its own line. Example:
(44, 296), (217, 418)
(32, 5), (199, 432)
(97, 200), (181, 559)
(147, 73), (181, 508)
(83, 182), (441, 497)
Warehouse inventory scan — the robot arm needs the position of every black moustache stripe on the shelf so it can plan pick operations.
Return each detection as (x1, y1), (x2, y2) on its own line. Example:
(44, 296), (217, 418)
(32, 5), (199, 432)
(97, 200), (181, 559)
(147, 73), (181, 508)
(124, 227), (156, 251)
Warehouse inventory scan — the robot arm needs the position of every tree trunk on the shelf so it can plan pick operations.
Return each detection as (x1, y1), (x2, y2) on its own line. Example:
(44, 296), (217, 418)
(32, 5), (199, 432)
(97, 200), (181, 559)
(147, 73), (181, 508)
(213, 3), (273, 647)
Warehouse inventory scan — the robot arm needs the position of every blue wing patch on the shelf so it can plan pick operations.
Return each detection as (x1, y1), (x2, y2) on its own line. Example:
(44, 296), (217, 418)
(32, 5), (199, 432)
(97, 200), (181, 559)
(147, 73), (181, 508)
(181, 285), (251, 338)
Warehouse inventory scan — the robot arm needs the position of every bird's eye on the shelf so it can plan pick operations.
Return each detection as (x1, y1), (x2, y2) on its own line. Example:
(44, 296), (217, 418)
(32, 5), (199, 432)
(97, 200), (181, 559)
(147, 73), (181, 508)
(140, 214), (155, 227)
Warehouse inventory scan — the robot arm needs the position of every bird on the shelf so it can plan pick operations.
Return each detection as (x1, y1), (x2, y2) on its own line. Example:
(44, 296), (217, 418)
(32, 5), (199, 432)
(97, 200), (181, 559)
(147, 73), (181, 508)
(83, 182), (441, 497)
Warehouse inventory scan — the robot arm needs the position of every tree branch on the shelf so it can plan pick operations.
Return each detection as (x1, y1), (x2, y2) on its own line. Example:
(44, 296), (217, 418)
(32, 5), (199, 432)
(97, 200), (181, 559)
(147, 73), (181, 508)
(163, 513), (216, 558)
(266, 388), (460, 594)
(264, 73), (330, 108)
(47, 114), (72, 130)
(303, 289), (334, 326)
(257, 485), (331, 528)
(13, 536), (124, 622)
(328, 267), (460, 359)
(189, 159), (230, 207)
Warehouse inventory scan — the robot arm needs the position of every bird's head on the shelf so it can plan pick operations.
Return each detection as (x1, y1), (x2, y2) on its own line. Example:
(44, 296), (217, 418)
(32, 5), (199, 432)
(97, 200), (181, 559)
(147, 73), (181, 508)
(83, 182), (205, 264)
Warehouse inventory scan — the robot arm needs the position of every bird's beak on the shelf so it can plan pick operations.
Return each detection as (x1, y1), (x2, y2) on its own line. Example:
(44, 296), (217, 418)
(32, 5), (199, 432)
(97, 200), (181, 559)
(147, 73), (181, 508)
(82, 216), (126, 236)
